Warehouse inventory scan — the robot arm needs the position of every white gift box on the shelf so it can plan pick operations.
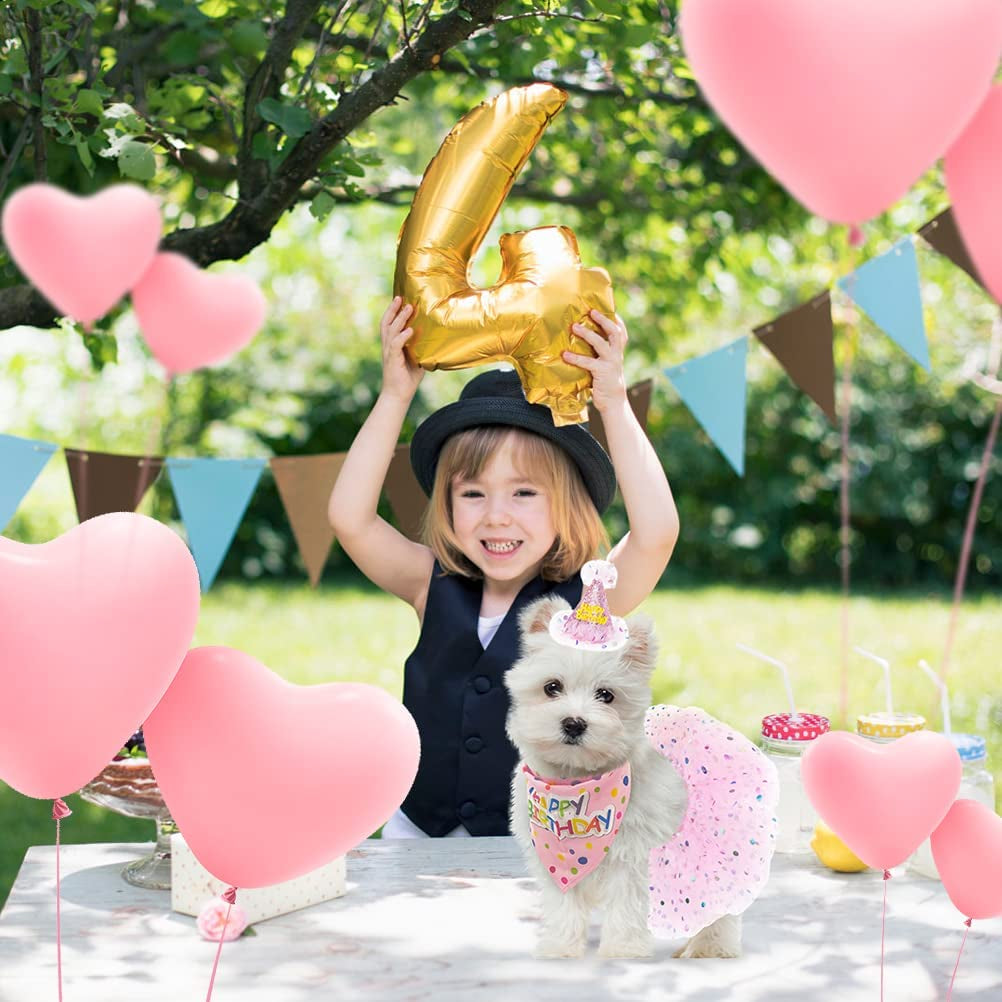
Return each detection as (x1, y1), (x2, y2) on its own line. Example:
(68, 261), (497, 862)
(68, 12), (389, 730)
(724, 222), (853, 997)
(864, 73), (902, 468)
(170, 833), (347, 924)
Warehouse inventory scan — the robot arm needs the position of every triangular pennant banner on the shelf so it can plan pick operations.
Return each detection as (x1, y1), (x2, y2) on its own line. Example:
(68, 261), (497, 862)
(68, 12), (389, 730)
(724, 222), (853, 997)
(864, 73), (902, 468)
(0, 434), (58, 531)
(588, 379), (654, 455)
(839, 239), (930, 371)
(64, 447), (163, 522)
(664, 339), (748, 476)
(919, 208), (986, 292)
(271, 453), (346, 587)
(166, 457), (266, 592)
(385, 445), (427, 543)
(754, 292), (837, 424)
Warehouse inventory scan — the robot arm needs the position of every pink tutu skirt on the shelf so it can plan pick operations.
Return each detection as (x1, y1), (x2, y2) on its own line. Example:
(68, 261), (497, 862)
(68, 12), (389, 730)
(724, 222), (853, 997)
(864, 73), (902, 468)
(644, 705), (779, 937)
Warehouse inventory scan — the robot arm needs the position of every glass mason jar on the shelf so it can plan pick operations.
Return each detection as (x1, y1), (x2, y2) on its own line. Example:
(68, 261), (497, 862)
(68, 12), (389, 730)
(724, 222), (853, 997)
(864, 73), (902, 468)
(910, 733), (995, 880)
(760, 712), (831, 853)
(855, 711), (926, 744)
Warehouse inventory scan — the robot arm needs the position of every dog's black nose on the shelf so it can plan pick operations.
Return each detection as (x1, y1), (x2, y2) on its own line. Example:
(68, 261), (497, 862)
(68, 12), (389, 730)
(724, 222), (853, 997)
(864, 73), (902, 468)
(561, 717), (588, 738)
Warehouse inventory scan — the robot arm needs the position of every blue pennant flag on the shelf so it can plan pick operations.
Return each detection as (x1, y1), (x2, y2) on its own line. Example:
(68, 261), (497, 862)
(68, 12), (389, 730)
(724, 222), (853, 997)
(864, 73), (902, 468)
(0, 434), (58, 531)
(664, 338), (748, 476)
(838, 238), (930, 371)
(166, 457), (266, 591)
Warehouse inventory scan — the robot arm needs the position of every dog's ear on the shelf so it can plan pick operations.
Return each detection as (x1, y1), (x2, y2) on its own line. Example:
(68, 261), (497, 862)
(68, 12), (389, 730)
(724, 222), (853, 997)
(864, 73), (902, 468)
(624, 613), (658, 675)
(518, 595), (570, 638)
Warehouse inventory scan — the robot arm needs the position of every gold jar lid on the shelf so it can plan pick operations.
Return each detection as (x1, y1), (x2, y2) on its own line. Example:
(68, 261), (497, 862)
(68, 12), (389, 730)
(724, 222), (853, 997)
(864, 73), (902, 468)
(856, 711), (926, 740)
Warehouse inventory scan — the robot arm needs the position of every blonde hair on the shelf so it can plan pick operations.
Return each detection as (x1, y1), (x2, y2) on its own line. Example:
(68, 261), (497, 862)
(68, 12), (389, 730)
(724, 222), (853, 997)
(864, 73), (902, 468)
(421, 426), (609, 581)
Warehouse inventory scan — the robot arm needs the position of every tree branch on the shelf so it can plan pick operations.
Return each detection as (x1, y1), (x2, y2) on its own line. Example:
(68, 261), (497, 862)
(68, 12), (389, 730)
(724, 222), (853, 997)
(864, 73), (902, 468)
(238, 0), (324, 200)
(25, 8), (46, 181)
(165, 0), (509, 265)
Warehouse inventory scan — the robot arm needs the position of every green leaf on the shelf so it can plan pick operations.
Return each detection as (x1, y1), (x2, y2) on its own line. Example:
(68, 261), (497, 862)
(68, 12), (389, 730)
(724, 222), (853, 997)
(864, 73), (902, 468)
(199, 0), (232, 17)
(449, 48), (474, 75)
(104, 102), (144, 130)
(309, 191), (336, 221)
(251, 131), (275, 161)
(74, 133), (94, 173)
(73, 88), (103, 117)
(81, 330), (118, 372)
(117, 141), (156, 181)
(229, 21), (268, 58)
(257, 98), (312, 138)
(338, 157), (365, 178)
(240, 925), (257, 937)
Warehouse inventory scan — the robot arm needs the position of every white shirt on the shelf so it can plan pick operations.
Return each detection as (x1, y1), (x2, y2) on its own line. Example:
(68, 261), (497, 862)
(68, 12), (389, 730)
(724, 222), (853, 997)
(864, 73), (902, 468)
(477, 611), (506, 649)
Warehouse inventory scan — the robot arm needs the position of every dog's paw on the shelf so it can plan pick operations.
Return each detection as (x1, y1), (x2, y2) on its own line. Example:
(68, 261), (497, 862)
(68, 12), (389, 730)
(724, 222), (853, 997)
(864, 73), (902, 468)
(598, 933), (654, 959)
(536, 937), (587, 959)
(672, 935), (741, 959)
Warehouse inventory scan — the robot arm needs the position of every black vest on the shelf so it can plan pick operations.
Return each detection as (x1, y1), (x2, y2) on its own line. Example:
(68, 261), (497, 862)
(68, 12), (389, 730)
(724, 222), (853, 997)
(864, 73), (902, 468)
(400, 562), (582, 836)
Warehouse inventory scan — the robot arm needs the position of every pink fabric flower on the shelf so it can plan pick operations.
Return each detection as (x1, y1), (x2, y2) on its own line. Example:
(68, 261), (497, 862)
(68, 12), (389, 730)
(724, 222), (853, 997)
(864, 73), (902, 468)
(196, 896), (249, 942)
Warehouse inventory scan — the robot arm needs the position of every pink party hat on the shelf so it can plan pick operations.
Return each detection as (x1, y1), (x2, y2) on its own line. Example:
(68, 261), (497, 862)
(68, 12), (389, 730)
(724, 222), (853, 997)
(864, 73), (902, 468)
(549, 560), (629, 651)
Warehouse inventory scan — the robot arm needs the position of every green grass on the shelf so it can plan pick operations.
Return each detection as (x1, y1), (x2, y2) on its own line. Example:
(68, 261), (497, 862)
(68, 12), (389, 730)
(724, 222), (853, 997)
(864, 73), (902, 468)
(3, 581), (1000, 908)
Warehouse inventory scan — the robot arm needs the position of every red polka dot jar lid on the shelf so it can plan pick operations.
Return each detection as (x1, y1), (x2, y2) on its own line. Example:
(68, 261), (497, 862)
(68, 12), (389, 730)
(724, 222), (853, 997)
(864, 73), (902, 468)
(761, 712), (830, 741)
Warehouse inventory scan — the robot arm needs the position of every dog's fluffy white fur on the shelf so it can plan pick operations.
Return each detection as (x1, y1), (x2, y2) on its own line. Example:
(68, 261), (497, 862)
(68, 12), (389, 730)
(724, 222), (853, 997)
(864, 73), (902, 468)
(505, 595), (742, 959)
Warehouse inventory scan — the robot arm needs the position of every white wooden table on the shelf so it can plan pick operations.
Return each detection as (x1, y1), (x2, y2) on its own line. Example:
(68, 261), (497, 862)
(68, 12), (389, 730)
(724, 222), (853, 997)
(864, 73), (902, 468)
(1, 838), (1000, 1002)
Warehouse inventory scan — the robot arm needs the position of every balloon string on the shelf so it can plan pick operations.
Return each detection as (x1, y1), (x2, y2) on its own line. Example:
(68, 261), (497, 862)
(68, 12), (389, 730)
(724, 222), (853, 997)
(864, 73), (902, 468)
(52, 799), (72, 1002)
(941, 393), (1002, 682)
(946, 919), (973, 1002)
(205, 886), (238, 1002)
(880, 869), (891, 1002)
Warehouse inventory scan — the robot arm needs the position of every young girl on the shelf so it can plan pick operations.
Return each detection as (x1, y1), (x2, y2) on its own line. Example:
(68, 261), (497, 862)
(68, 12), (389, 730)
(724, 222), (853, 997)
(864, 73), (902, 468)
(328, 297), (679, 838)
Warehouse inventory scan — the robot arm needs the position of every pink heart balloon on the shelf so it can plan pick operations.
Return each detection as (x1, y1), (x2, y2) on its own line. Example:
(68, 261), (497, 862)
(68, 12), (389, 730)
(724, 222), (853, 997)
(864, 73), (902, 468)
(932, 799), (1002, 920)
(801, 730), (961, 870)
(0, 183), (162, 327)
(0, 514), (200, 800)
(945, 86), (1002, 305)
(680, 0), (1002, 224)
(131, 252), (267, 375)
(144, 647), (420, 888)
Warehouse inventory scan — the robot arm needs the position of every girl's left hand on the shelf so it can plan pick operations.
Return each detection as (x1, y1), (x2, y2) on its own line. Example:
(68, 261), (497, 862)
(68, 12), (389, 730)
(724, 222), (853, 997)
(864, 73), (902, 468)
(563, 310), (629, 414)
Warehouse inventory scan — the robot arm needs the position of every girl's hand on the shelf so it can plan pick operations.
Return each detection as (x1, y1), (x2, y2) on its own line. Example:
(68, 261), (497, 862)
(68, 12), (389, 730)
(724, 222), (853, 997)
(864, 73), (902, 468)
(380, 296), (424, 402)
(563, 310), (629, 414)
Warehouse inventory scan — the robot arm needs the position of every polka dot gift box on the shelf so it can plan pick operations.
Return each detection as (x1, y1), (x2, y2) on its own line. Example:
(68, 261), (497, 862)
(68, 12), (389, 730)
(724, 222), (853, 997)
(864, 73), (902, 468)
(171, 833), (346, 925)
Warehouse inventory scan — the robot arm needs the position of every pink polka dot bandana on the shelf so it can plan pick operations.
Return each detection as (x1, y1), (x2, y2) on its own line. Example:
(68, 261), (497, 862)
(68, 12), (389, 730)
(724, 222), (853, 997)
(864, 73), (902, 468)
(522, 763), (631, 893)
(645, 705), (779, 937)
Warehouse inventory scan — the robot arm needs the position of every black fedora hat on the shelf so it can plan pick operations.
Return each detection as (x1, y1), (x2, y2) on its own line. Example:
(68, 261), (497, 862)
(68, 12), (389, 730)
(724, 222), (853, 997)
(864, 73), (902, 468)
(409, 369), (616, 512)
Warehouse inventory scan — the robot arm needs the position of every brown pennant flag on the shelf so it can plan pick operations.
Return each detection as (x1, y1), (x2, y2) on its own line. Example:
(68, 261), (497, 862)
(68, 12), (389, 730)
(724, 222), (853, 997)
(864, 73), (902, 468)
(587, 379), (654, 455)
(754, 292), (837, 425)
(385, 444), (427, 543)
(64, 448), (163, 522)
(271, 453), (346, 587)
(918, 208), (985, 292)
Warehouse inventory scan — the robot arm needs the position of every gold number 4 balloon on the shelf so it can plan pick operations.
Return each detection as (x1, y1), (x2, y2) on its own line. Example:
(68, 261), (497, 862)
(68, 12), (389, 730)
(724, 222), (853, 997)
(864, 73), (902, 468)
(393, 84), (616, 426)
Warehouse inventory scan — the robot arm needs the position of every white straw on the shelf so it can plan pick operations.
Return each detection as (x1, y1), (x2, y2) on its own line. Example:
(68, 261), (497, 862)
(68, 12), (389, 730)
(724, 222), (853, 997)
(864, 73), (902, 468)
(854, 646), (893, 715)
(736, 643), (799, 720)
(918, 659), (952, 736)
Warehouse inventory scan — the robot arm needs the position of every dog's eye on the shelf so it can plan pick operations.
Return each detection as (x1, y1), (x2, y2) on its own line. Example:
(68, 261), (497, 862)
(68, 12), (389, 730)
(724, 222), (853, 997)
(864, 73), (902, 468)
(543, 680), (563, 698)
(595, 688), (615, 704)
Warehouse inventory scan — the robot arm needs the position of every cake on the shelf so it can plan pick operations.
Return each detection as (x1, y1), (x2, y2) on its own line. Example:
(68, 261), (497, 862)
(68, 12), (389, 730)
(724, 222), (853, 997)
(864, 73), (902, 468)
(81, 729), (167, 816)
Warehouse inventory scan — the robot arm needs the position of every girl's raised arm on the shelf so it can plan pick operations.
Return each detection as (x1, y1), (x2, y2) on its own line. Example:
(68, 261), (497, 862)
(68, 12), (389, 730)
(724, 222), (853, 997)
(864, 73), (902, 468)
(328, 298), (435, 615)
(563, 310), (679, 615)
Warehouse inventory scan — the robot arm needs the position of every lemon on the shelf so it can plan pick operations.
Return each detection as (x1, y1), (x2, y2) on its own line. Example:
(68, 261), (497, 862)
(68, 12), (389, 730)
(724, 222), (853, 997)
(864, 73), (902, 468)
(810, 820), (868, 872)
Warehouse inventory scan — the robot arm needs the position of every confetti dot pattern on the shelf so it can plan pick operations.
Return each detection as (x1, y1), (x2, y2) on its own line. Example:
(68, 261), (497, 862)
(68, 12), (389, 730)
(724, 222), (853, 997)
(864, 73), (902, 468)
(645, 705), (779, 938)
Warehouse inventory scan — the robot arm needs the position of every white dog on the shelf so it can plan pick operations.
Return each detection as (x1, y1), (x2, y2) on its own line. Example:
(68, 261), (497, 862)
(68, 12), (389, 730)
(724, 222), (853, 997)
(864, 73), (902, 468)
(506, 594), (743, 959)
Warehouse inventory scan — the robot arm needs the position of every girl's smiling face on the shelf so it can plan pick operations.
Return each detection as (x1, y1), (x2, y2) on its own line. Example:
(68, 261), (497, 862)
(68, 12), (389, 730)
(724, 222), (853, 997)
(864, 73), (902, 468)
(450, 436), (557, 588)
